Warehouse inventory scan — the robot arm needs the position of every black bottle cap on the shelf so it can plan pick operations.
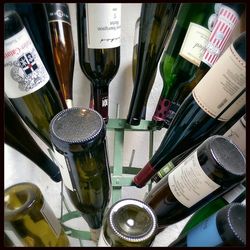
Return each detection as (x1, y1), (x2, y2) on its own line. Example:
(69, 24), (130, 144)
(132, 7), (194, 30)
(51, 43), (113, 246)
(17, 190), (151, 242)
(216, 203), (246, 246)
(50, 108), (105, 152)
(4, 11), (24, 40)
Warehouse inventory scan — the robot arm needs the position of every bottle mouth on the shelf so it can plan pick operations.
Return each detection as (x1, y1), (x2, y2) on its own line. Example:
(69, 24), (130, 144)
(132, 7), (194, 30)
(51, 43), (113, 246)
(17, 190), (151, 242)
(4, 183), (38, 220)
(108, 199), (157, 243)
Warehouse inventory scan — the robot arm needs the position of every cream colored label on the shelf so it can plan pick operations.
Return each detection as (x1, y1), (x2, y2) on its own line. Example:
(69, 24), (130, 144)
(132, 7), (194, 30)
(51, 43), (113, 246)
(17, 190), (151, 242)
(5, 229), (24, 246)
(86, 4), (121, 49)
(224, 116), (246, 155)
(4, 28), (50, 98)
(222, 184), (245, 203)
(53, 150), (74, 191)
(168, 151), (220, 208)
(179, 23), (211, 66)
(193, 44), (245, 121)
(97, 227), (110, 246)
(40, 200), (61, 238)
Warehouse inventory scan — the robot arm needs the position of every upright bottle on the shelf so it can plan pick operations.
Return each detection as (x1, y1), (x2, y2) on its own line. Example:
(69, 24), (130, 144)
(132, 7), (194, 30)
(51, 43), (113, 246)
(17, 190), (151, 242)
(77, 3), (121, 123)
(50, 107), (111, 242)
(45, 3), (75, 108)
(98, 199), (157, 247)
(4, 97), (61, 183)
(4, 182), (69, 247)
(144, 135), (246, 228)
(169, 203), (246, 247)
(162, 3), (245, 128)
(132, 32), (246, 188)
(126, 3), (180, 125)
(4, 3), (65, 107)
(4, 11), (64, 149)
(151, 3), (216, 129)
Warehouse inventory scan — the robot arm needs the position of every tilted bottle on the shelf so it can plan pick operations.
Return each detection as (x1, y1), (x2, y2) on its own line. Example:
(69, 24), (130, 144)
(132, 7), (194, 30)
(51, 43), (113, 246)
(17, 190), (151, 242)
(126, 3), (180, 125)
(169, 203), (246, 247)
(152, 3), (216, 129)
(180, 179), (246, 236)
(77, 3), (121, 123)
(49, 107), (111, 242)
(4, 3), (65, 107)
(144, 135), (246, 229)
(45, 3), (75, 108)
(152, 107), (246, 183)
(98, 199), (158, 247)
(162, 3), (245, 128)
(132, 32), (246, 188)
(4, 11), (64, 150)
(4, 182), (69, 247)
(4, 97), (61, 183)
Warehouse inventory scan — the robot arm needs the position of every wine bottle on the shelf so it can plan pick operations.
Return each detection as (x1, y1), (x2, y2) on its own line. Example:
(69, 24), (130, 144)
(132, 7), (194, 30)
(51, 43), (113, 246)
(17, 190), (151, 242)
(144, 135), (246, 228)
(98, 199), (157, 247)
(4, 3), (65, 106)
(4, 97), (61, 183)
(132, 32), (246, 188)
(4, 11), (64, 149)
(4, 182), (70, 247)
(169, 203), (246, 247)
(45, 3), (75, 108)
(49, 107), (111, 242)
(77, 3), (121, 123)
(152, 106), (246, 183)
(180, 180), (246, 236)
(162, 3), (245, 128)
(126, 3), (180, 125)
(152, 3), (216, 129)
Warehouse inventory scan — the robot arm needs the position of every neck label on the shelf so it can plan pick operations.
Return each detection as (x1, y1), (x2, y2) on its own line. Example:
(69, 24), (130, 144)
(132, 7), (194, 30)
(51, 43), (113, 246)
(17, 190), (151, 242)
(4, 28), (49, 98)
(86, 4), (121, 49)
(46, 3), (71, 25)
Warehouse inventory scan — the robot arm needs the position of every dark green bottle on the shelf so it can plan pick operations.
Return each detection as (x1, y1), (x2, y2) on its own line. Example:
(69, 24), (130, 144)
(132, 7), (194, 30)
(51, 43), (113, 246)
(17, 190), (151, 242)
(152, 3), (216, 129)
(49, 107), (111, 242)
(162, 3), (245, 128)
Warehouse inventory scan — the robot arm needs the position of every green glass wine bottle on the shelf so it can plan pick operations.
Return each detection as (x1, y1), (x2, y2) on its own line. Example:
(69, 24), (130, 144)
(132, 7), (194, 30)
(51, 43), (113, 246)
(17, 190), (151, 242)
(162, 3), (245, 128)
(152, 3), (216, 129)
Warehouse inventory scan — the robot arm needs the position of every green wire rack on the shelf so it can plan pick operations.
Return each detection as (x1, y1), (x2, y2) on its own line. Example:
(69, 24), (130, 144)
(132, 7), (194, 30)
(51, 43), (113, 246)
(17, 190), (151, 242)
(59, 118), (156, 245)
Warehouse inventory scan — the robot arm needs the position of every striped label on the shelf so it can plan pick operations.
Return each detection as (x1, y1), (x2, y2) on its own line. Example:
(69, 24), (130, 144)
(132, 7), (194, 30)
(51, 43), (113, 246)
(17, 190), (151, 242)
(202, 5), (239, 67)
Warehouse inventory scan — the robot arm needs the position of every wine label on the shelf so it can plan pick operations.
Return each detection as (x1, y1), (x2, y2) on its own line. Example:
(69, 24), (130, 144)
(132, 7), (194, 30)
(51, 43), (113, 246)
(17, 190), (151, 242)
(179, 22), (211, 66)
(186, 213), (223, 246)
(53, 149), (74, 191)
(86, 3), (121, 49)
(4, 28), (50, 98)
(222, 183), (245, 203)
(193, 44), (246, 122)
(46, 3), (71, 25)
(203, 5), (240, 67)
(157, 161), (175, 179)
(168, 151), (220, 208)
(153, 97), (171, 122)
(5, 229), (24, 247)
(40, 200), (61, 238)
(224, 116), (246, 155)
(97, 227), (110, 246)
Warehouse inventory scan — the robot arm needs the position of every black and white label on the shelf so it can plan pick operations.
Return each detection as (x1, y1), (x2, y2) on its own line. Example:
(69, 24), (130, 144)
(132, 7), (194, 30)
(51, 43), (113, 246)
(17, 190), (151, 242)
(46, 3), (71, 24)
(222, 184), (245, 203)
(86, 3), (121, 49)
(4, 28), (49, 98)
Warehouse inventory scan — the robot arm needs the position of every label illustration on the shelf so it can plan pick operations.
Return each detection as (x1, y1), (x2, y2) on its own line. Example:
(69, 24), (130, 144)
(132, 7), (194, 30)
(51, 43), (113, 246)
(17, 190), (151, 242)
(4, 28), (49, 98)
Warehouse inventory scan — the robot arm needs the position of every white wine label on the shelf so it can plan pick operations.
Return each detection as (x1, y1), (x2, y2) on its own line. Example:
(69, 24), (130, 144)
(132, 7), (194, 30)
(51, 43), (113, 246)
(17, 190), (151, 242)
(40, 200), (61, 238)
(193, 44), (246, 122)
(169, 151), (220, 208)
(4, 28), (50, 98)
(222, 184), (245, 203)
(97, 227), (110, 247)
(203, 5), (239, 67)
(179, 23), (211, 66)
(224, 116), (246, 155)
(86, 3), (121, 49)
(5, 229), (24, 246)
(53, 150), (74, 191)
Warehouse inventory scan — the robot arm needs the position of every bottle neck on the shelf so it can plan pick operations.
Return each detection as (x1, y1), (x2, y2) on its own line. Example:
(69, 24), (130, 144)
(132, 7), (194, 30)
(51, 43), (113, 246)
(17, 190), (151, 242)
(92, 84), (109, 123)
